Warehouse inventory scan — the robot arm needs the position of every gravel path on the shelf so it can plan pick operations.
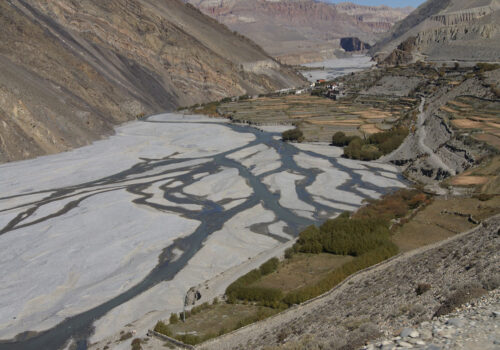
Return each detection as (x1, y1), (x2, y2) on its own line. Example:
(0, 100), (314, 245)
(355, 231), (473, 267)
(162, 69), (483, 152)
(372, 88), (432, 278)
(363, 289), (500, 350)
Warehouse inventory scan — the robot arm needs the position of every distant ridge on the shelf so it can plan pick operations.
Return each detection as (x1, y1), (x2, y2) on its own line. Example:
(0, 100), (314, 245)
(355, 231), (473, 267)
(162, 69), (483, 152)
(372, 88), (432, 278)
(186, 0), (413, 64)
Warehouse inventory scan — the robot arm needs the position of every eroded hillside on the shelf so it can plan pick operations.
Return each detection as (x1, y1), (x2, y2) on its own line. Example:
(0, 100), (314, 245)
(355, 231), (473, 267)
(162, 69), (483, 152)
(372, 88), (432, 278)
(372, 0), (500, 63)
(0, 0), (304, 163)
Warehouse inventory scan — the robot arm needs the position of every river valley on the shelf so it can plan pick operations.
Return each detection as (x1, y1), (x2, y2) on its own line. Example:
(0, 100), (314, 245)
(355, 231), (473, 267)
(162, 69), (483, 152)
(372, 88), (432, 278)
(0, 113), (406, 349)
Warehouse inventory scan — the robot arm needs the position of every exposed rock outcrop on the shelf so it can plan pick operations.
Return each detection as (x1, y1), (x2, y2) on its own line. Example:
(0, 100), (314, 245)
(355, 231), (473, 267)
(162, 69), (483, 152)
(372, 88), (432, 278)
(372, 0), (500, 63)
(340, 37), (372, 52)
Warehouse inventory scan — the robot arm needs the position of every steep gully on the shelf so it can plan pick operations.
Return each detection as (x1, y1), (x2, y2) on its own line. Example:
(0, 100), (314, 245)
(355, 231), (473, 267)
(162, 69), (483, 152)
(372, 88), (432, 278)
(0, 119), (404, 350)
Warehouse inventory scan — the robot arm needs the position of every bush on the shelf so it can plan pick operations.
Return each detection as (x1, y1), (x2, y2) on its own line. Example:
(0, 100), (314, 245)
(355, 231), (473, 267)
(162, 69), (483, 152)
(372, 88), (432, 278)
(169, 313), (179, 324)
(344, 137), (364, 159)
(282, 128), (304, 143)
(119, 332), (133, 341)
(260, 258), (279, 275)
(360, 144), (382, 161)
(154, 321), (171, 337)
(475, 63), (500, 73)
(434, 284), (486, 317)
(416, 283), (431, 295)
(131, 338), (142, 350)
(332, 132), (356, 147)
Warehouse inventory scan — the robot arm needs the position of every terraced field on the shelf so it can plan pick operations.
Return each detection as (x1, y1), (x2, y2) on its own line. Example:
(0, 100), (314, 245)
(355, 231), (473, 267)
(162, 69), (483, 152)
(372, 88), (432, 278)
(441, 96), (500, 149)
(438, 96), (500, 194)
(217, 94), (418, 142)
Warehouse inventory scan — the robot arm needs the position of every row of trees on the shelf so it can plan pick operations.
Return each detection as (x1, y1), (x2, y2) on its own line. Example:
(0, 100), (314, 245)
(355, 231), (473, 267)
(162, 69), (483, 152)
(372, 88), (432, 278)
(293, 215), (393, 257)
(225, 258), (283, 306)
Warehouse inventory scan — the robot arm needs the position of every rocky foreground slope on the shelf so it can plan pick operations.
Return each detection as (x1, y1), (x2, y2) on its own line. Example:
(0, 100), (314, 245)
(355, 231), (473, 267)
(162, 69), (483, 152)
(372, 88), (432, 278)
(371, 0), (500, 63)
(363, 289), (500, 350)
(186, 0), (412, 64)
(0, 0), (304, 163)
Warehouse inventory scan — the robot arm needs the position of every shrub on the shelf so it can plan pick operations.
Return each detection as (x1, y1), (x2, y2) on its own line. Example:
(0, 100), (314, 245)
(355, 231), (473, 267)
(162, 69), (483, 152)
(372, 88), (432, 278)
(332, 132), (356, 147)
(475, 63), (500, 73)
(131, 338), (142, 350)
(119, 332), (133, 341)
(360, 144), (382, 161)
(434, 284), (486, 317)
(169, 313), (179, 324)
(344, 137), (364, 159)
(282, 128), (304, 143)
(415, 283), (431, 295)
(260, 258), (279, 275)
(154, 321), (171, 337)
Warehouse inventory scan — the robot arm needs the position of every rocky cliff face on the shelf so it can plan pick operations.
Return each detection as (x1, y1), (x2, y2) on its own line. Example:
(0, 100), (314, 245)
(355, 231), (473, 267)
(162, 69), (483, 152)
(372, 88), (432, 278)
(372, 0), (500, 63)
(0, 0), (304, 163)
(340, 37), (372, 52)
(186, 0), (412, 64)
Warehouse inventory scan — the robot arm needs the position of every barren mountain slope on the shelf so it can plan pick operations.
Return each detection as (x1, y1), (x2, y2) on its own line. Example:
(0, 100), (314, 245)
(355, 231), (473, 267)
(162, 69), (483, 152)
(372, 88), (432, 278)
(186, 0), (412, 64)
(371, 0), (500, 62)
(0, 0), (304, 163)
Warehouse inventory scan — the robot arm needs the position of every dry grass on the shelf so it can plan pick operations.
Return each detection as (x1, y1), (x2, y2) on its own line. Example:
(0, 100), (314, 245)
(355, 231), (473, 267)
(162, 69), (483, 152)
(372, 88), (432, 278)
(451, 119), (483, 129)
(486, 122), (500, 129)
(308, 120), (362, 126)
(441, 96), (500, 151)
(252, 253), (352, 293)
(168, 304), (275, 338)
(474, 133), (500, 149)
(392, 196), (500, 252)
(448, 100), (472, 108)
(355, 110), (393, 119)
(450, 176), (490, 185)
(440, 106), (458, 114)
(360, 124), (381, 134)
